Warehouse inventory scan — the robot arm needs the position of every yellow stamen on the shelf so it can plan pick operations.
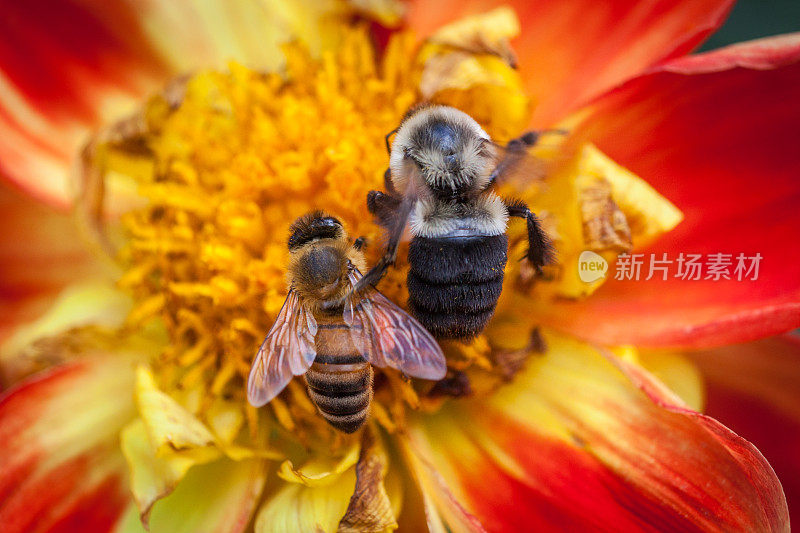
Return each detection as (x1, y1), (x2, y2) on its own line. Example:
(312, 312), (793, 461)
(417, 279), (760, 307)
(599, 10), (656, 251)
(92, 23), (677, 451)
(114, 29), (418, 429)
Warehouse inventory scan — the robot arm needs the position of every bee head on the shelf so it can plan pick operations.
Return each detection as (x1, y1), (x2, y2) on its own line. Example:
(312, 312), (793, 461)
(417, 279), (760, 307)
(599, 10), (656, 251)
(390, 106), (496, 197)
(287, 212), (350, 302)
(288, 211), (345, 250)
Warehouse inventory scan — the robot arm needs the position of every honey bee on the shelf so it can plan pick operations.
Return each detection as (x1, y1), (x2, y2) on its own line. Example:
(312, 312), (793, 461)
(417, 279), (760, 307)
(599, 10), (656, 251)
(247, 211), (446, 433)
(351, 104), (555, 339)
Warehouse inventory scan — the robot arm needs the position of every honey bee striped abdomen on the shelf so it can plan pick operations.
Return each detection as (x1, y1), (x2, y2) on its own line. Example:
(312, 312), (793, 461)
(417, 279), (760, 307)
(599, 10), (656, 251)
(304, 313), (373, 433)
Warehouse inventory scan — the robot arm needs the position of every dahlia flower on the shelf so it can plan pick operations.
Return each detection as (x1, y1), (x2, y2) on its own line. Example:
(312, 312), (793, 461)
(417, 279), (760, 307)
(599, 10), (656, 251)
(0, 1), (798, 532)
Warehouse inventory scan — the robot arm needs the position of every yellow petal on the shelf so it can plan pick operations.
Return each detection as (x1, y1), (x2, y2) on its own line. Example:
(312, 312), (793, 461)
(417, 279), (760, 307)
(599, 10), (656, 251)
(636, 350), (705, 412)
(258, 428), (403, 533)
(426, 6), (520, 66)
(416, 9), (531, 140)
(120, 419), (220, 525)
(206, 397), (245, 445)
(114, 457), (266, 533)
(419, 53), (531, 140)
(255, 468), (356, 533)
(507, 141), (682, 299)
(124, 368), (281, 524)
(277, 441), (361, 487)
(579, 143), (684, 248)
(135, 365), (217, 454)
(0, 282), (131, 380)
(397, 431), (484, 533)
(125, 366), (231, 523)
(136, 0), (388, 75)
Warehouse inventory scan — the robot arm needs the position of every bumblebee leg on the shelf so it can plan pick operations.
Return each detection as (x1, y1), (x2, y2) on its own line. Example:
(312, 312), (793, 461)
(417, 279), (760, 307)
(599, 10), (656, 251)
(509, 128), (569, 149)
(505, 198), (555, 274)
(353, 236), (367, 251)
(367, 190), (401, 228)
(352, 252), (394, 296)
(383, 168), (398, 195)
(488, 142), (527, 186)
(489, 129), (568, 186)
(348, 195), (416, 299)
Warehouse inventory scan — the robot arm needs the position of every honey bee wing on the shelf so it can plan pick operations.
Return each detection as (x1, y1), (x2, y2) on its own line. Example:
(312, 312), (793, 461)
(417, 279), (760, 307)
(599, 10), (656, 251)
(247, 289), (318, 407)
(345, 268), (446, 380)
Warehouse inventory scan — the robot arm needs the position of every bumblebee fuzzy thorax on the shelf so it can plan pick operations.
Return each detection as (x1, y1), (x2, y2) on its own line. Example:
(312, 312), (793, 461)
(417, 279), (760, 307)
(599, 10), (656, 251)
(389, 105), (497, 197)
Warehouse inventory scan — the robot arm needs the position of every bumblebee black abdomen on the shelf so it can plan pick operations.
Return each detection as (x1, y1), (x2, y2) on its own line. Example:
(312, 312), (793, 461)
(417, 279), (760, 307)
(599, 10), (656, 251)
(407, 234), (508, 339)
(305, 322), (373, 433)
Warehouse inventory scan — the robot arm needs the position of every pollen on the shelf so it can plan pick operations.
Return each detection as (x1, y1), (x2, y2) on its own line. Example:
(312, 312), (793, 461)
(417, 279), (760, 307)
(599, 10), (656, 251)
(114, 28), (427, 440)
(96, 23), (679, 447)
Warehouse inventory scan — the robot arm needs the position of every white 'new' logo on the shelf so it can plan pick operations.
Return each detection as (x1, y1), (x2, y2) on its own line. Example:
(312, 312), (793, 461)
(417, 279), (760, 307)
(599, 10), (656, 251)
(578, 250), (608, 283)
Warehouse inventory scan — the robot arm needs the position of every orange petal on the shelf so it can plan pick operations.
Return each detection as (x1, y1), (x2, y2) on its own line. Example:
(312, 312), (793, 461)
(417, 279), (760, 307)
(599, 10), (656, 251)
(407, 331), (788, 531)
(406, 0), (735, 125)
(0, 356), (137, 532)
(688, 335), (800, 524)
(535, 34), (800, 348)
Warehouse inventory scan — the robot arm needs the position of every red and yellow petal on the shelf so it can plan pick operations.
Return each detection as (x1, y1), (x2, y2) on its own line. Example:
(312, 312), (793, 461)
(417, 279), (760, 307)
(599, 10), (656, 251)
(398, 434), (486, 533)
(406, 331), (788, 532)
(0, 356), (137, 533)
(686, 334), (800, 523)
(407, 0), (735, 126)
(0, 183), (106, 343)
(0, 0), (382, 208)
(535, 34), (800, 348)
(0, 0), (168, 206)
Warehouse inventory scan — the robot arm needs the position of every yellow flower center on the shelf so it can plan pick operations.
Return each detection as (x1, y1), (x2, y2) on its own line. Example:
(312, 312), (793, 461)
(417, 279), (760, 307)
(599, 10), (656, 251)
(86, 23), (681, 451)
(111, 29), (415, 442)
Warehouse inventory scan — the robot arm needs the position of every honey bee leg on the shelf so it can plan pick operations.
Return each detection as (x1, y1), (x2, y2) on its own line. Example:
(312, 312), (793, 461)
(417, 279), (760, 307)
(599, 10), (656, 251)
(353, 236), (367, 251)
(505, 198), (555, 274)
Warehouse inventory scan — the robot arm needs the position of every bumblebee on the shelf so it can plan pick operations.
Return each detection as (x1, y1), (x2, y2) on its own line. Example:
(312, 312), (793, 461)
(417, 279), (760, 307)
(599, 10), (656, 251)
(247, 212), (446, 433)
(353, 105), (554, 339)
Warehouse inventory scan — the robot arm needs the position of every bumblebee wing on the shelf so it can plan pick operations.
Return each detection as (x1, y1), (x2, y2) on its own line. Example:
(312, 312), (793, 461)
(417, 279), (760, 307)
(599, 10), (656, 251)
(247, 289), (318, 407)
(489, 140), (551, 191)
(345, 268), (446, 380)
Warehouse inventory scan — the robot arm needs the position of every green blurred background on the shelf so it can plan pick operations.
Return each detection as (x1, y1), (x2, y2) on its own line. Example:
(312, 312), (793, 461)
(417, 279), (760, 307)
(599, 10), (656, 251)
(701, 0), (800, 50)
